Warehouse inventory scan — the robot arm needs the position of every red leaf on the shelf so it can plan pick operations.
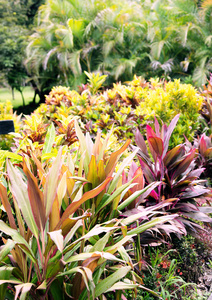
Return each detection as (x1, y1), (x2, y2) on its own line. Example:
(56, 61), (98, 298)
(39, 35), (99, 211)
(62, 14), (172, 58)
(135, 128), (149, 157)
(0, 183), (16, 229)
(23, 160), (46, 231)
(199, 135), (207, 156)
(148, 137), (164, 158)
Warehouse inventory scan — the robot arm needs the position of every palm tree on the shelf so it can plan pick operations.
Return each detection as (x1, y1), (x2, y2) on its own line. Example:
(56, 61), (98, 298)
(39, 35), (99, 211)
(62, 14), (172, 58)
(25, 0), (147, 92)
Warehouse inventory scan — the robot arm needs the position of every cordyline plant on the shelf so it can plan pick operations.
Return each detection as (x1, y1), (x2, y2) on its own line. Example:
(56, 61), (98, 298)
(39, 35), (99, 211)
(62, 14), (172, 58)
(132, 114), (212, 230)
(0, 122), (185, 300)
(185, 133), (212, 186)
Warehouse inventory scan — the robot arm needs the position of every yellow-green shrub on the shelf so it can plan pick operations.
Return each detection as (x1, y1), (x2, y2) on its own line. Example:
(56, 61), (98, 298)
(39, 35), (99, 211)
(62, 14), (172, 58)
(0, 101), (21, 150)
(35, 76), (204, 147)
(134, 79), (203, 146)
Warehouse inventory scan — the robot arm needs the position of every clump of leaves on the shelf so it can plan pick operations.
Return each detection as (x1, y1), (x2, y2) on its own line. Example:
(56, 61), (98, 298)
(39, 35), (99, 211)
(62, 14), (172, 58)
(45, 86), (74, 107)
(185, 133), (212, 185)
(134, 79), (203, 147)
(199, 75), (212, 130)
(133, 114), (212, 230)
(0, 121), (185, 300)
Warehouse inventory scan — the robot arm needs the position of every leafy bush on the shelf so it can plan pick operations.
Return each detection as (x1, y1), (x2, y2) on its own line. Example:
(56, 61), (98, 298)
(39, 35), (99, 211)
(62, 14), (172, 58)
(132, 115), (212, 231)
(37, 76), (203, 148)
(0, 101), (21, 150)
(0, 119), (186, 299)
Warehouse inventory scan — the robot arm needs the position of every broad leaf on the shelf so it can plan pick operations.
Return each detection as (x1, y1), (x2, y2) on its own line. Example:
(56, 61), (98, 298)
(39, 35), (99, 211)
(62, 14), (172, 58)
(56, 177), (112, 229)
(7, 160), (38, 239)
(44, 148), (62, 218)
(95, 266), (131, 297)
(42, 123), (56, 155)
(23, 160), (46, 232)
(48, 230), (64, 253)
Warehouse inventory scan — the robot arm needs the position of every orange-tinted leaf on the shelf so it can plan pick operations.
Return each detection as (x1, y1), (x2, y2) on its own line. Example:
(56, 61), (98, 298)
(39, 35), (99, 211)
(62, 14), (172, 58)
(49, 196), (60, 232)
(23, 160), (46, 232)
(44, 149), (62, 218)
(0, 183), (16, 229)
(163, 145), (183, 167)
(148, 137), (164, 158)
(105, 139), (131, 177)
(56, 177), (112, 230)
(87, 155), (98, 187)
(31, 153), (46, 187)
(171, 149), (196, 181)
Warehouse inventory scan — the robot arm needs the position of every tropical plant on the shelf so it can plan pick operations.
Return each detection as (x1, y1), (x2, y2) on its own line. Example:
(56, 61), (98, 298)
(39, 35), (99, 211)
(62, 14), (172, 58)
(185, 133), (212, 185)
(0, 121), (186, 299)
(132, 114), (212, 230)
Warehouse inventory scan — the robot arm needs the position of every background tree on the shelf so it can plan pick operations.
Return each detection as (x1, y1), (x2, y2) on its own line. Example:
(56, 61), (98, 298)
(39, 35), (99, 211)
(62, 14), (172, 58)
(0, 0), (44, 105)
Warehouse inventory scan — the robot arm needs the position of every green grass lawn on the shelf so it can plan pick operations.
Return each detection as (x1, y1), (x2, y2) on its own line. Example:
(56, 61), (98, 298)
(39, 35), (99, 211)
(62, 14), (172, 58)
(0, 87), (40, 108)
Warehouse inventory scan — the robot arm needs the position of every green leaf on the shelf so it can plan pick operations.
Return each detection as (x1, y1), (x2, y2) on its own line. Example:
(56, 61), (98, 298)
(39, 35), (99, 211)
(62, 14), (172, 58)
(0, 151), (22, 162)
(0, 220), (36, 263)
(42, 123), (56, 155)
(95, 266), (131, 297)
(96, 181), (136, 214)
(108, 148), (138, 194)
(90, 232), (110, 252)
(117, 182), (161, 211)
(65, 251), (124, 264)
(105, 281), (138, 292)
(0, 267), (15, 300)
(7, 160), (39, 239)
(126, 215), (178, 235)
(0, 239), (15, 261)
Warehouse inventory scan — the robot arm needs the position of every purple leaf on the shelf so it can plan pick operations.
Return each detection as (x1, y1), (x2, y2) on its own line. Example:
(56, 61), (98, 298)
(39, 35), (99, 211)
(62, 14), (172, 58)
(139, 158), (156, 184)
(171, 149), (196, 181)
(181, 185), (210, 199)
(163, 114), (180, 157)
(163, 145), (184, 168)
(148, 137), (164, 158)
(182, 211), (212, 222)
(135, 128), (148, 157)
(154, 117), (160, 137)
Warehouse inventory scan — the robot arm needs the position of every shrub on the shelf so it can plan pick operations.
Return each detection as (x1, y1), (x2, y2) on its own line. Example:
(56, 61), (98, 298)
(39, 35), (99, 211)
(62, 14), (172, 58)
(41, 76), (203, 147)
(0, 101), (21, 150)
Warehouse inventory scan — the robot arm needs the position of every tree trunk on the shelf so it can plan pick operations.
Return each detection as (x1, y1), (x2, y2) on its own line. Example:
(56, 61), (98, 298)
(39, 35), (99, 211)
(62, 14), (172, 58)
(19, 89), (26, 106)
(12, 87), (15, 100)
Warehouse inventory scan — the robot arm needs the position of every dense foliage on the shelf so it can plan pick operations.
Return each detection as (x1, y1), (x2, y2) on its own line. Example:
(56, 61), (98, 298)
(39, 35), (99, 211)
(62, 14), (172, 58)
(0, 74), (212, 299)
(33, 76), (203, 148)
(24, 0), (212, 99)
